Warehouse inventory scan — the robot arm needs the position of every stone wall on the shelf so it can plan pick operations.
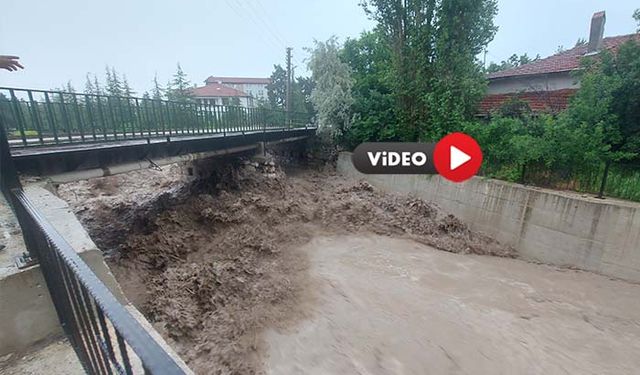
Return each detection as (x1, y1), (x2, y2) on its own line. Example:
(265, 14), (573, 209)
(338, 152), (640, 283)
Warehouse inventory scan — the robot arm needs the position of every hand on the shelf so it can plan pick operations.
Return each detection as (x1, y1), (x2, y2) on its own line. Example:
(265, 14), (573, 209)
(0, 56), (24, 71)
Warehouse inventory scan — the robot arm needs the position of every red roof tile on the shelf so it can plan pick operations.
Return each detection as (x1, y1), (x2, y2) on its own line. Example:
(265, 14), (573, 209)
(488, 34), (639, 79)
(205, 76), (271, 85)
(478, 89), (577, 114)
(191, 83), (250, 97)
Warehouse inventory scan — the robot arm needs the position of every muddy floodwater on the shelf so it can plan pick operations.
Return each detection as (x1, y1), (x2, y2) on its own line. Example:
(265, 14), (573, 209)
(58, 159), (640, 375)
(266, 234), (640, 374)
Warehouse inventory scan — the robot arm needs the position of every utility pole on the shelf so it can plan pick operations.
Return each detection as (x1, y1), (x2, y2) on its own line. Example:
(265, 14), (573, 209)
(285, 47), (292, 127)
(483, 48), (487, 70)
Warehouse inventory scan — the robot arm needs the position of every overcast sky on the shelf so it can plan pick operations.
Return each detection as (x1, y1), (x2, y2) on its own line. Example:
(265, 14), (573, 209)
(1, 0), (638, 95)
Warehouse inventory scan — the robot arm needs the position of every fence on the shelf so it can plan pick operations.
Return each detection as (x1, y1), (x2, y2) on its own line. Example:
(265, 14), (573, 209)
(1, 108), (187, 374)
(0, 87), (313, 148)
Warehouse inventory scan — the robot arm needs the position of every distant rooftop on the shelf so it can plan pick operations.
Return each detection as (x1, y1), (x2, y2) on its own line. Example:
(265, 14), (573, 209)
(205, 76), (271, 85)
(488, 33), (639, 80)
(191, 82), (250, 97)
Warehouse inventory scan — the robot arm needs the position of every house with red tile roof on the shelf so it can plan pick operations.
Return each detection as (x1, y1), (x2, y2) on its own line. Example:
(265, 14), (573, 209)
(206, 76), (270, 102)
(479, 11), (638, 115)
(192, 76), (271, 108)
(191, 82), (252, 107)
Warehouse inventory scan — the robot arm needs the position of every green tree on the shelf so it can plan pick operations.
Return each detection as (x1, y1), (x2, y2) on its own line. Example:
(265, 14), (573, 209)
(122, 74), (135, 97)
(567, 40), (640, 196)
(64, 81), (75, 93)
(105, 66), (123, 96)
(266, 63), (313, 113)
(293, 76), (315, 114)
(487, 53), (540, 73)
(152, 74), (164, 100)
(166, 63), (192, 102)
(93, 75), (103, 95)
(360, 0), (498, 140)
(84, 73), (95, 95)
(575, 38), (587, 47)
(266, 64), (287, 109)
(341, 29), (397, 146)
(307, 37), (354, 142)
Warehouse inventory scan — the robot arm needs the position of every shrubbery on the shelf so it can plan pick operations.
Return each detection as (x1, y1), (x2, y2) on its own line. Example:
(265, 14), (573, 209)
(306, 3), (640, 200)
(463, 39), (640, 200)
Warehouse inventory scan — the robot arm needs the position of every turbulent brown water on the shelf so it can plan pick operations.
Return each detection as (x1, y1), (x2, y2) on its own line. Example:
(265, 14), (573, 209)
(59, 159), (514, 374)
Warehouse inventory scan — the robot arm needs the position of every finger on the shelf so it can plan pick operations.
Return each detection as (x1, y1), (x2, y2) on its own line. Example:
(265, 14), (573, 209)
(0, 55), (20, 59)
(14, 61), (24, 69)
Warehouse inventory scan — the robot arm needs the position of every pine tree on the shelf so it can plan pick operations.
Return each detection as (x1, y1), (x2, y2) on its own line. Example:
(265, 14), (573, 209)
(93, 75), (103, 95)
(105, 66), (123, 96)
(167, 63), (192, 102)
(65, 81), (76, 93)
(84, 73), (95, 95)
(152, 74), (164, 100)
(122, 74), (135, 97)
(165, 79), (173, 100)
(112, 67), (123, 96)
(105, 67), (113, 94)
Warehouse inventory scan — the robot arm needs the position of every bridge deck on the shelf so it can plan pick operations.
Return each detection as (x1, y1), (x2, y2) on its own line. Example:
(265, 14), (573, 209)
(11, 127), (316, 176)
(10, 128), (301, 157)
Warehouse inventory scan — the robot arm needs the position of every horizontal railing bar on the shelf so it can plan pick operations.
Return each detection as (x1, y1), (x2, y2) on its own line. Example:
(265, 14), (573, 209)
(1, 86), (314, 153)
(12, 188), (186, 375)
(0, 87), (310, 117)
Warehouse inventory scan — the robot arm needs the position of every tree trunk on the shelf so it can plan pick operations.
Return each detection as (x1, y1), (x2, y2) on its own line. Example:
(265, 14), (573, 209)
(519, 163), (527, 184)
(597, 161), (611, 199)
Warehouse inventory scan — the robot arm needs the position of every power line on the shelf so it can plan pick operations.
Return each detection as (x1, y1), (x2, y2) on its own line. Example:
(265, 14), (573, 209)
(242, 0), (287, 47)
(223, 0), (282, 52)
(224, 0), (307, 76)
(237, 0), (306, 72)
(230, 0), (285, 51)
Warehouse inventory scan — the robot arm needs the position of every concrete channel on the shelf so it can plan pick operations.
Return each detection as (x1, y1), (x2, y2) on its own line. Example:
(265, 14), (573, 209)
(2, 148), (640, 374)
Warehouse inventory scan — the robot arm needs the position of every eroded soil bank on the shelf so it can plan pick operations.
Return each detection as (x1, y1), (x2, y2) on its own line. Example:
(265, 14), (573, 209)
(58, 158), (513, 374)
(60, 158), (640, 374)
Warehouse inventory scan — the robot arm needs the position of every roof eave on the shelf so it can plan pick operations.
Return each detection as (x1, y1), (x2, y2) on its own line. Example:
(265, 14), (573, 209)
(487, 69), (576, 82)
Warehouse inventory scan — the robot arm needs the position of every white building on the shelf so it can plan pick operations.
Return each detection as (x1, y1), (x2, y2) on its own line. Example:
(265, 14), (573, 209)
(205, 76), (270, 102)
(191, 82), (253, 107)
(191, 76), (271, 108)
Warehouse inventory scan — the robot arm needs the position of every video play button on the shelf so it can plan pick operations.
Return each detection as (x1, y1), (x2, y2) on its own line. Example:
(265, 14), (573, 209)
(450, 145), (471, 170)
(433, 132), (483, 182)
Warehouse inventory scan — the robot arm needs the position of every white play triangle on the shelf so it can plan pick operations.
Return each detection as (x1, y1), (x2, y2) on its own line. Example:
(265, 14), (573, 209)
(450, 145), (471, 170)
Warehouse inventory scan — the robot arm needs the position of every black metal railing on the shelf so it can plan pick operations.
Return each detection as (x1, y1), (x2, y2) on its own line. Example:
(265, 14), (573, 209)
(0, 87), (313, 148)
(11, 190), (187, 374)
(1, 111), (187, 374)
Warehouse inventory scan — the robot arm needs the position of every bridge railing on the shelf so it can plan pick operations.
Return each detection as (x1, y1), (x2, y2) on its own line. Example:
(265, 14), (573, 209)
(0, 110), (188, 374)
(0, 87), (313, 148)
(12, 189), (188, 374)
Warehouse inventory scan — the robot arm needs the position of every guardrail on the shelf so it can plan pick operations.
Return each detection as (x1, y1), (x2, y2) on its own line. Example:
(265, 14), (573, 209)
(11, 189), (187, 374)
(0, 87), (313, 148)
(1, 107), (188, 374)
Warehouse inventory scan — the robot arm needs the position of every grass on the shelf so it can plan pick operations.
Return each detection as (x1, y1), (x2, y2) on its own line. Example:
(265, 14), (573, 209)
(10, 130), (39, 137)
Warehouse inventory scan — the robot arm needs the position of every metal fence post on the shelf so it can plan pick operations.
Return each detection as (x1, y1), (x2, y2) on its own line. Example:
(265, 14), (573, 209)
(0, 112), (21, 196)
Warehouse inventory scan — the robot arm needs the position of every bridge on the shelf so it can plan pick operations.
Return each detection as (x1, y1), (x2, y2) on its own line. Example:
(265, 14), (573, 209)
(0, 87), (317, 374)
(1, 87), (315, 176)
